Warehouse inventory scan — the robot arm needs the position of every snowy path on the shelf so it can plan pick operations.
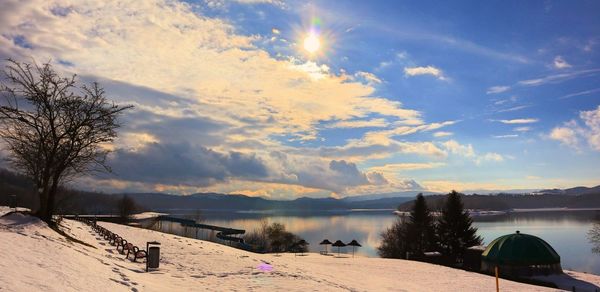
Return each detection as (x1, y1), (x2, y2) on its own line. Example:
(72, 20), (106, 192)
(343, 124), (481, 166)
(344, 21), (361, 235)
(1, 211), (596, 291)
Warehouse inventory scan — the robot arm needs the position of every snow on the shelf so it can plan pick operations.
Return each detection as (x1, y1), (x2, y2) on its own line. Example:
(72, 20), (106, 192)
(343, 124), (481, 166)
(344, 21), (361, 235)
(130, 212), (167, 220)
(534, 271), (600, 291)
(1, 211), (599, 291)
(0, 206), (30, 217)
(0, 206), (13, 217)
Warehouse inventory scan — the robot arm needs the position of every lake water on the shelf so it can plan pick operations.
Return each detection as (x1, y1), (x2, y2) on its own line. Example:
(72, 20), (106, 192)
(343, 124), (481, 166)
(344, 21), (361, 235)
(155, 209), (600, 274)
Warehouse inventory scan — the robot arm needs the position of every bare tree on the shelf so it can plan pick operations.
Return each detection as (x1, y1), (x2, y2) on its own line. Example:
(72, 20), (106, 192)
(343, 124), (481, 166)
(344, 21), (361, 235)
(117, 195), (137, 222)
(0, 59), (132, 223)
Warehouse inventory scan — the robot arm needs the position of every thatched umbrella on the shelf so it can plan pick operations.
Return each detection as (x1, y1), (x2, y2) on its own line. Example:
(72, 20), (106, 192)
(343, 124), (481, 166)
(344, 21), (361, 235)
(295, 239), (309, 256)
(319, 239), (332, 255)
(346, 239), (362, 257)
(332, 240), (346, 256)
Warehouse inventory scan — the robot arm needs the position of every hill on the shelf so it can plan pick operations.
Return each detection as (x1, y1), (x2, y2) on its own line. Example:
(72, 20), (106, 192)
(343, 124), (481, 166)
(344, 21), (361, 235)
(397, 191), (600, 211)
(1, 168), (598, 213)
(4, 210), (594, 291)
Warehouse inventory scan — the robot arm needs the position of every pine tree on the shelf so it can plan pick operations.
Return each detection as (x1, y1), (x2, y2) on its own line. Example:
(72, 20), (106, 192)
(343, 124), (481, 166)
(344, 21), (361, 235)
(436, 190), (482, 261)
(406, 193), (437, 256)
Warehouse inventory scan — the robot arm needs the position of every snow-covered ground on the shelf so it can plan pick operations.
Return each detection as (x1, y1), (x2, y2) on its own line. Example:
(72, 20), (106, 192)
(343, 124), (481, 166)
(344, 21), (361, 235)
(1, 211), (599, 291)
(130, 212), (168, 220)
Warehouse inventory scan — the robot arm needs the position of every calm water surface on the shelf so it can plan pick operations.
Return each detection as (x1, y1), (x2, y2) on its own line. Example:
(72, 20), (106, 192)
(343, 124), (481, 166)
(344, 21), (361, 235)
(159, 209), (600, 274)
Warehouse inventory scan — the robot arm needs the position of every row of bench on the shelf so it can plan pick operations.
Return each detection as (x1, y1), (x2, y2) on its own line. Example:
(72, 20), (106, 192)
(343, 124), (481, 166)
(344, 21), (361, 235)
(75, 217), (148, 262)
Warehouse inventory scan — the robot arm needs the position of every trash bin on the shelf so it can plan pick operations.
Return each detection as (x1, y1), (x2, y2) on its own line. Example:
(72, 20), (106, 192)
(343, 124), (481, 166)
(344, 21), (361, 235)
(9, 195), (17, 210)
(146, 241), (161, 272)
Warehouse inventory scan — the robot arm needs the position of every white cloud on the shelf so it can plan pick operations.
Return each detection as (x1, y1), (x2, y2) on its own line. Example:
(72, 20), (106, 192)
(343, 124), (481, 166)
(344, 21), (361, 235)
(492, 134), (518, 138)
(494, 95), (518, 105)
(549, 124), (580, 149)
(442, 140), (475, 157)
(326, 118), (388, 129)
(580, 105), (600, 151)
(404, 66), (447, 80)
(476, 152), (504, 164)
(369, 162), (445, 173)
(514, 127), (531, 132)
(553, 56), (572, 69)
(207, 0), (286, 9)
(441, 140), (504, 164)
(235, 0), (284, 4)
(0, 0), (440, 196)
(354, 71), (382, 84)
(421, 180), (509, 193)
(549, 106), (600, 152)
(497, 118), (539, 124)
(497, 105), (531, 113)
(560, 88), (600, 99)
(518, 68), (600, 87)
(486, 86), (510, 94)
(433, 131), (453, 137)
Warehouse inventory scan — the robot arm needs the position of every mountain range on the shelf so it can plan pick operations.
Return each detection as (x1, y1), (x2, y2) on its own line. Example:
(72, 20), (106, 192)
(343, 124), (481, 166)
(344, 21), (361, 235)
(1, 168), (600, 214)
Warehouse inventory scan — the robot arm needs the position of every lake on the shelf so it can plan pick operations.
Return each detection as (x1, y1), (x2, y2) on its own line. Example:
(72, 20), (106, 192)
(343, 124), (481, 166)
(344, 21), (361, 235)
(154, 209), (600, 274)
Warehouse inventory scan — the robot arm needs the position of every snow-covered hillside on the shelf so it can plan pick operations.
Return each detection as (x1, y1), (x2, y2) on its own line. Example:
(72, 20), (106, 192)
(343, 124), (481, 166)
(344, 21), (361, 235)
(1, 210), (598, 291)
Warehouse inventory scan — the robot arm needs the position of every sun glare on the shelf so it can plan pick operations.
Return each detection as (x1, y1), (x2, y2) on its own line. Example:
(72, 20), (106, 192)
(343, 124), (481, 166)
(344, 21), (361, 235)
(303, 33), (321, 54)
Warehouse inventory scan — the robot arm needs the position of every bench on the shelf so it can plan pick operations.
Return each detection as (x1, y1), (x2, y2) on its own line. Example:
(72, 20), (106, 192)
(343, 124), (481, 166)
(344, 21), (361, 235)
(103, 231), (114, 240)
(82, 222), (148, 264)
(109, 234), (122, 246)
(116, 238), (128, 253)
(124, 243), (147, 262)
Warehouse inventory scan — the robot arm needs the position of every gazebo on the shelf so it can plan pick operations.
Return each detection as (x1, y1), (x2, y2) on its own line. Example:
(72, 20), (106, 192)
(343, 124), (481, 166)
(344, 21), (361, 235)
(481, 231), (562, 277)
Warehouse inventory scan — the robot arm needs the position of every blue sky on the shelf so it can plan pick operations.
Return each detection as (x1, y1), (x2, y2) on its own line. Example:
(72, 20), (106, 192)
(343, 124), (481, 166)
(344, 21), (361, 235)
(1, 0), (599, 198)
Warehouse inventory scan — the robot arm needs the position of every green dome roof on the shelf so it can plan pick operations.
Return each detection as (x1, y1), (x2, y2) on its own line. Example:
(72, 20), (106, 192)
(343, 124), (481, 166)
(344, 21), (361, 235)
(481, 231), (560, 266)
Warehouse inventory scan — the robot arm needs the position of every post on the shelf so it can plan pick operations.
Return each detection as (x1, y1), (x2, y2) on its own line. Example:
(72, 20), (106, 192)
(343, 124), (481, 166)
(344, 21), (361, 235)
(495, 266), (499, 292)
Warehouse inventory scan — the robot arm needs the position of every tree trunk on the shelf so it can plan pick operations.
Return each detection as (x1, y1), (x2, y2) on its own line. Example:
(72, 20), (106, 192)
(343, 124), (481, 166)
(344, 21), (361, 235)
(43, 176), (60, 223)
(35, 184), (48, 219)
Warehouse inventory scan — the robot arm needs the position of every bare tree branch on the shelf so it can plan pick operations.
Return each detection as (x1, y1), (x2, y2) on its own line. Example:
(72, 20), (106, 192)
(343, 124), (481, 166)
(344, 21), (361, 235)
(0, 59), (133, 222)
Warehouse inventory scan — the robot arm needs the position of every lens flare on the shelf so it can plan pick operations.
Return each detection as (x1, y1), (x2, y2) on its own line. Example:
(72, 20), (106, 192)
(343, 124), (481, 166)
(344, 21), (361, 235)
(303, 33), (321, 54)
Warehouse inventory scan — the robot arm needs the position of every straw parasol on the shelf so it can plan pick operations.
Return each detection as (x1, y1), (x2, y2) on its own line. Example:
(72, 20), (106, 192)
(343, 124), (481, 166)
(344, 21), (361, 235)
(295, 239), (309, 256)
(346, 239), (362, 257)
(319, 239), (332, 255)
(332, 240), (346, 256)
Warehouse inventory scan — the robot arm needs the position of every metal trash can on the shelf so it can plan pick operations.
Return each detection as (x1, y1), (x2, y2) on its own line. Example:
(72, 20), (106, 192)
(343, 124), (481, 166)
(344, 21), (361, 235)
(9, 195), (17, 210)
(146, 241), (161, 272)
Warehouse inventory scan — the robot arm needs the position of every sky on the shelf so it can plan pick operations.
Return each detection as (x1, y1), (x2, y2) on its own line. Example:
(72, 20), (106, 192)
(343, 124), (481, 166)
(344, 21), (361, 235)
(0, 0), (599, 199)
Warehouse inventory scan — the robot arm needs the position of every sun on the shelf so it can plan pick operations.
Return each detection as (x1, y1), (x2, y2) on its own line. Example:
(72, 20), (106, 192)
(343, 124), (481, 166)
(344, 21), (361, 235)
(303, 33), (321, 54)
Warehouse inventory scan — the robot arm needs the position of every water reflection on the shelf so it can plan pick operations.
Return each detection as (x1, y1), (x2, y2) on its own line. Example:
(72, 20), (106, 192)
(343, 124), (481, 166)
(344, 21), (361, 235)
(159, 209), (600, 274)
(588, 221), (600, 254)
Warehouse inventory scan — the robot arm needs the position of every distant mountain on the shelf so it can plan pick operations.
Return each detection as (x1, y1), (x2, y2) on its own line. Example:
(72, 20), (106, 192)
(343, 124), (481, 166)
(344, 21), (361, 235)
(397, 187), (600, 211)
(345, 196), (414, 209)
(342, 191), (437, 202)
(462, 188), (540, 195)
(1, 167), (599, 213)
(127, 192), (408, 211)
(534, 185), (600, 196)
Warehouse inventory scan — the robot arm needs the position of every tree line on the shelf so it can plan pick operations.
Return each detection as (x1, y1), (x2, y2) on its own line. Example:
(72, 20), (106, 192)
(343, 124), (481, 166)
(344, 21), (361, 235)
(378, 191), (482, 264)
(244, 220), (308, 254)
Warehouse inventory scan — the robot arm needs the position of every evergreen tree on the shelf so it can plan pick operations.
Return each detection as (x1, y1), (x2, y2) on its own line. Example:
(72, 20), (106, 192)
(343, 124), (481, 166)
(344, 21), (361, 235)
(436, 190), (482, 261)
(406, 194), (437, 256)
